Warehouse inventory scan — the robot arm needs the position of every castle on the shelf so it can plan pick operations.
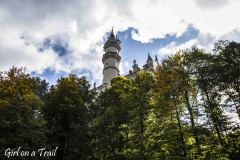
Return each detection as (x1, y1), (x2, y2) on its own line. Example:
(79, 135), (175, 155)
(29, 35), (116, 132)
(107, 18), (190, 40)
(96, 29), (158, 92)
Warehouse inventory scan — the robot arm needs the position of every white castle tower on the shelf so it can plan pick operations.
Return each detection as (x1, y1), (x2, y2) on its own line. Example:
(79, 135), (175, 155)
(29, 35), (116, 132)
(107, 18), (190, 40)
(94, 29), (159, 92)
(102, 29), (121, 84)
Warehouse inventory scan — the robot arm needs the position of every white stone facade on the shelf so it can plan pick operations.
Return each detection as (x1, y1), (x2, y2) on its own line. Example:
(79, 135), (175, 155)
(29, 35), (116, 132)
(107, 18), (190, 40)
(102, 29), (121, 84)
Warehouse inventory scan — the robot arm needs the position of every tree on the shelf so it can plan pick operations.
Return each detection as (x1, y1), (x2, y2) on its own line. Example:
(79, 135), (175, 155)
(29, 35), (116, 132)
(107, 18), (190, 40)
(214, 40), (240, 119)
(0, 67), (48, 160)
(130, 71), (154, 159)
(153, 55), (188, 159)
(184, 47), (232, 159)
(43, 75), (92, 160)
(92, 76), (133, 159)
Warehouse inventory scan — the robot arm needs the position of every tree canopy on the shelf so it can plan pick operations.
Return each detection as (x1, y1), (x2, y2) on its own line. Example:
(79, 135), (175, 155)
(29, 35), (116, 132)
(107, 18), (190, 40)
(0, 40), (239, 160)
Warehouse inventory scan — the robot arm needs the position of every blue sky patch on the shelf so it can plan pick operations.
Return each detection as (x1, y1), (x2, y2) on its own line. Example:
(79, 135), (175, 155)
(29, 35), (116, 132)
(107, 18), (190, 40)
(116, 25), (199, 69)
(39, 37), (71, 57)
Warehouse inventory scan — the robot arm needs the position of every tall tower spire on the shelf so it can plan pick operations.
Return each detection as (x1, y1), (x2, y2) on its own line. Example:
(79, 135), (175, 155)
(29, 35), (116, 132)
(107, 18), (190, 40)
(143, 53), (154, 71)
(102, 29), (121, 84)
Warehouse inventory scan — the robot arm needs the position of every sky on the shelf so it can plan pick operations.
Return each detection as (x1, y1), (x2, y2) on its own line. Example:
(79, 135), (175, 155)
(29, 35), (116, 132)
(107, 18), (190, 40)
(1, 0), (240, 86)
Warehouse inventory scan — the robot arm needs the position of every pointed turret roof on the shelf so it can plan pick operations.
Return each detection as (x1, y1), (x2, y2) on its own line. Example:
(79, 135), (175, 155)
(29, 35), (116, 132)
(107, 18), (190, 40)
(147, 53), (153, 62)
(132, 59), (140, 73)
(133, 59), (136, 64)
(104, 27), (121, 51)
(109, 27), (115, 38)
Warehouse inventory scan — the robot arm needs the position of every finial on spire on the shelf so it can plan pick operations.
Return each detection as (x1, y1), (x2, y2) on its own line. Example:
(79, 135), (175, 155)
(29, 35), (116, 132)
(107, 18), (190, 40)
(110, 26), (115, 38)
(133, 59), (136, 64)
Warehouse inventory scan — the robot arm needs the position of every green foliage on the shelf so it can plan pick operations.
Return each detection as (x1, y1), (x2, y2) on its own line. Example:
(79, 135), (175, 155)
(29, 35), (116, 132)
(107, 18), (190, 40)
(43, 75), (93, 160)
(1, 40), (240, 160)
(0, 67), (48, 160)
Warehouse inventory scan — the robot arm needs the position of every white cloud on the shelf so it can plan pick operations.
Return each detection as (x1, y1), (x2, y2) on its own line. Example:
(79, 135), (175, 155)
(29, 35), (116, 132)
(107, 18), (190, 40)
(0, 26), (57, 73)
(195, 0), (230, 9)
(221, 29), (240, 42)
(159, 39), (197, 57)
(120, 61), (131, 76)
(1, 0), (240, 84)
(158, 32), (216, 56)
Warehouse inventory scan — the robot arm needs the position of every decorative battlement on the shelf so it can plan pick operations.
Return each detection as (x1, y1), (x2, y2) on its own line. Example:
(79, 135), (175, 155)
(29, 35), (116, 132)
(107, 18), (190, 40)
(103, 66), (120, 73)
(126, 54), (157, 79)
(104, 39), (121, 51)
(103, 29), (121, 51)
(102, 52), (121, 63)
